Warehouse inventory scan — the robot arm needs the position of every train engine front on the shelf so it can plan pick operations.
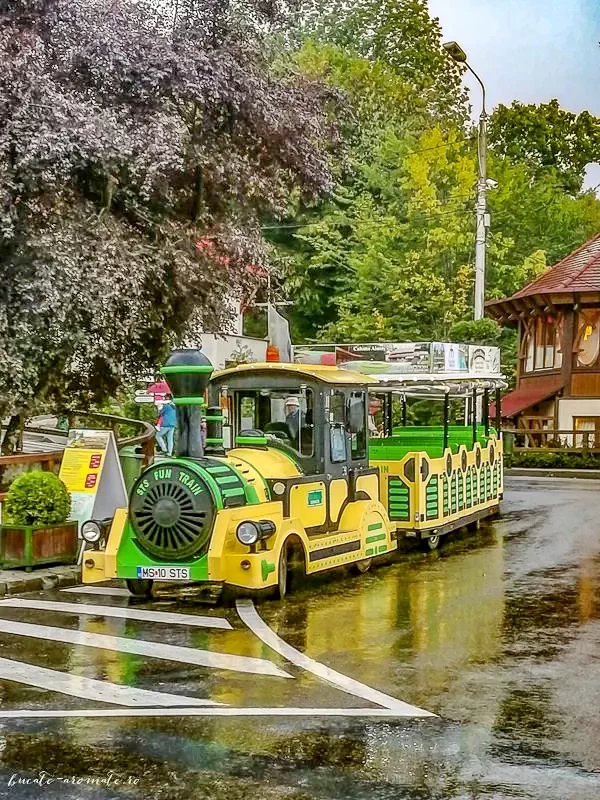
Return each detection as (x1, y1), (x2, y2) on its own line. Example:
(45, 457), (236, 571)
(82, 349), (288, 598)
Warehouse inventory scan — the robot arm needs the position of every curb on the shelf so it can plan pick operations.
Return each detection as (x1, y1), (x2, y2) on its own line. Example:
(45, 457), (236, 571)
(0, 565), (81, 597)
(505, 468), (600, 480)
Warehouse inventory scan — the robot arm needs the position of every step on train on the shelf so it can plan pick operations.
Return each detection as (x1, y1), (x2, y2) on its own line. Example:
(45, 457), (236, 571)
(82, 343), (506, 599)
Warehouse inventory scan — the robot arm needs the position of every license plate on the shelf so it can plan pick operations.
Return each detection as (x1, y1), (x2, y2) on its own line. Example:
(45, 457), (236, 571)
(136, 566), (190, 580)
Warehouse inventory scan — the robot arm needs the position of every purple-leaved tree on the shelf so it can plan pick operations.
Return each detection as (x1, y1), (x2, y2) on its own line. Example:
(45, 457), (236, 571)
(0, 0), (333, 450)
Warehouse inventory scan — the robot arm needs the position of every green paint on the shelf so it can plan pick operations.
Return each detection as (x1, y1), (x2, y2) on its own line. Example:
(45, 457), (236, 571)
(179, 459), (224, 510)
(116, 523), (210, 580)
(161, 365), (214, 374)
(222, 487), (245, 498)
(366, 533), (386, 544)
(215, 475), (239, 486)
(205, 465), (230, 474)
(261, 560), (276, 582)
(378, 545), (387, 553)
(173, 397), (206, 406)
(308, 489), (323, 507)
(203, 415), (224, 422)
(235, 436), (268, 446)
(365, 547), (375, 556)
(367, 522), (383, 531)
(204, 438), (224, 445)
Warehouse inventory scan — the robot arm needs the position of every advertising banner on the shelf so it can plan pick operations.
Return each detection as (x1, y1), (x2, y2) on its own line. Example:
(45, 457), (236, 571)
(294, 342), (501, 375)
(59, 430), (128, 535)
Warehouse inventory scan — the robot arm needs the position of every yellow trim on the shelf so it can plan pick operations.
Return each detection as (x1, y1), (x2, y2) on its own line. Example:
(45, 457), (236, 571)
(82, 507), (127, 583)
(226, 448), (301, 479)
(329, 478), (348, 524)
(212, 362), (372, 385)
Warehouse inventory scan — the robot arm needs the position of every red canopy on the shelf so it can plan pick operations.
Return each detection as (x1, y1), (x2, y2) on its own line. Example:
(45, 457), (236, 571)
(490, 376), (564, 419)
(147, 379), (170, 399)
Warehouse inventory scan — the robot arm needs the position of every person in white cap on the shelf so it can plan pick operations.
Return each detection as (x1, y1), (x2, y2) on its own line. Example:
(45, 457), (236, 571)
(284, 396), (301, 441)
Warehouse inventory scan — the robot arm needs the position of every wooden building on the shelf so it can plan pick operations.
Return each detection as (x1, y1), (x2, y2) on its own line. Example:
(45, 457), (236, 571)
(486, 233), (600, 442)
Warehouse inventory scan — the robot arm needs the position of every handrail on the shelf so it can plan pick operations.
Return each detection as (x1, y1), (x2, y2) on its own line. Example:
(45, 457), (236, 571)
(0, 410), (156, 495)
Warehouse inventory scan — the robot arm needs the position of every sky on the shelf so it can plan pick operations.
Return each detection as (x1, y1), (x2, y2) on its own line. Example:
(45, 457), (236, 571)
(428, 0), (600, 189)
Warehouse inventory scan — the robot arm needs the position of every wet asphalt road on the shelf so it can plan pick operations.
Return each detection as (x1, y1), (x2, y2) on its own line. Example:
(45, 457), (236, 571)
(0, 477), (599, 799)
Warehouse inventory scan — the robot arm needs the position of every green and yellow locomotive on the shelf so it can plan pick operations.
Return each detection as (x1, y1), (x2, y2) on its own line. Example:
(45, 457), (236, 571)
(82, 348), (504, 598)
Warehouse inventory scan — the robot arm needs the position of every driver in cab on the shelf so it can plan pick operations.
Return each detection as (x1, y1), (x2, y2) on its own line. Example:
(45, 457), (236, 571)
(285, 396), (301, 442)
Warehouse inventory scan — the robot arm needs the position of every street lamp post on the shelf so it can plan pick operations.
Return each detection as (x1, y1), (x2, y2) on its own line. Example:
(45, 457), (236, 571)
(443, 41), (489, 321)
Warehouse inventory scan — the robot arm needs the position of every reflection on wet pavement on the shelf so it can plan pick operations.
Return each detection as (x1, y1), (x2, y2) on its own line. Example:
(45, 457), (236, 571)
(0, 477), (599, 798)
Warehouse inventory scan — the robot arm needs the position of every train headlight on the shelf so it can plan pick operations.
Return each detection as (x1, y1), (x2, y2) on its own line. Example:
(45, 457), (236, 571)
(236, 519), (277, 546)
(237, 521), (260, 545)
(81, 520), (102, 543)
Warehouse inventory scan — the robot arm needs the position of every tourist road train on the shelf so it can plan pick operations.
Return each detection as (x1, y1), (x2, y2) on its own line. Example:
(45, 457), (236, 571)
(81, 344), (506, 599)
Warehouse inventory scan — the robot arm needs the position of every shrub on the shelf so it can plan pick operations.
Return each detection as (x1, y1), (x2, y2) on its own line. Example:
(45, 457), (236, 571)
(505, 451), (600, 470)
(4, 471), (71, 526)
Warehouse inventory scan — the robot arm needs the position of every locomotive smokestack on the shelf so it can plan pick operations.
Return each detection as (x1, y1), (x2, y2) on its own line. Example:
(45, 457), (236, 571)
(160, 349), (214, 459)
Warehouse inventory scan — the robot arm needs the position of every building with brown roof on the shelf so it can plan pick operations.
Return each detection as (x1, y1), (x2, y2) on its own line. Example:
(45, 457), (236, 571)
(486, 233), (600, 440)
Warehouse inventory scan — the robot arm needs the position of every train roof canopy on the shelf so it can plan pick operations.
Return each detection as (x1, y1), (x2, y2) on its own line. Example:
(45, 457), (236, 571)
(211, 361), (372, 386)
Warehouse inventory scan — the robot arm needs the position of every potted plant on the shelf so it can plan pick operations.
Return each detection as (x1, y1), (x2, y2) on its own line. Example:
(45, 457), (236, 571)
(0, 471), (78, 570)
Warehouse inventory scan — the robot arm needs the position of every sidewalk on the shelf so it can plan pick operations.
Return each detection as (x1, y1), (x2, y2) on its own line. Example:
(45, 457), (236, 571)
(506, 468), (600, 480)
(0, 564), (81, 596)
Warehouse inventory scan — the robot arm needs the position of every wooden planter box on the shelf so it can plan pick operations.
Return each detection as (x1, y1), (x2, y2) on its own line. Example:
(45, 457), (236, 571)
(0, 522), (78, 571)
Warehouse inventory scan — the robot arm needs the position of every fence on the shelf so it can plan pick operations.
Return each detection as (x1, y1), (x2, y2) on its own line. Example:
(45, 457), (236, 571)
(0, 412), (155, 501)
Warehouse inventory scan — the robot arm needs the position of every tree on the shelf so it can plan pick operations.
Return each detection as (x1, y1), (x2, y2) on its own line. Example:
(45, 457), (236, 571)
(489, 100), (600, 193)
(280, 41), (600, 348)
(0, 0), (334, 446)
(299, 0), (468, 122)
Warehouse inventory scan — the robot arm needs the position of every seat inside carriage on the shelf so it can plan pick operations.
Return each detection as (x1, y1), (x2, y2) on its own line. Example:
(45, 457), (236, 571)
(369, 425), (498, 460)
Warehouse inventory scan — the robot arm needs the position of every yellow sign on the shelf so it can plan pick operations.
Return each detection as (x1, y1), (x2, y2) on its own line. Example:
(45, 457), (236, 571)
(59, 448), (106, 494)
(59, 429), (128, 532)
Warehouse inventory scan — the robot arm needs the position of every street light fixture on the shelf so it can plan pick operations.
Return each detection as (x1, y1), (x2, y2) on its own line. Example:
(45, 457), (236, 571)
(443, 41), (489, 321)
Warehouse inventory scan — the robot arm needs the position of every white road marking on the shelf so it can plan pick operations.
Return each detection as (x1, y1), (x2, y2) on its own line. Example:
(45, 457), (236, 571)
(62, 586), (131, 597)
(0, 707), (413, 719)
(0, 657), (220, 707)
(236, 599), (435, 718)
(0, 618), (291, 679)
(0, 598), (232, 630)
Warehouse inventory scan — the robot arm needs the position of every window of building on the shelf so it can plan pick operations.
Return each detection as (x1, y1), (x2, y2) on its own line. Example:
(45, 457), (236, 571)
(522, 313), (563, 373)
(574, 416), (600, 448)
(576, 311), (600, 368)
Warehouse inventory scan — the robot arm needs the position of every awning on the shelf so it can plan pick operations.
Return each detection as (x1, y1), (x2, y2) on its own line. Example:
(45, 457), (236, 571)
(490, 376), (564, 419)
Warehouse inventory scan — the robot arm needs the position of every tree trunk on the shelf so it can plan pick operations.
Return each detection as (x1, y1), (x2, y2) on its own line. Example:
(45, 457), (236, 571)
(1, 413), (21, 456)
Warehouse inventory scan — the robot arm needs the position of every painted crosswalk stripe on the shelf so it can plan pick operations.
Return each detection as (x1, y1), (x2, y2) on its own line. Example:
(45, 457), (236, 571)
(0, 618), (291, 678)
(61, 586), (131, 597)
(0, 657), (221, 707)
(236, 599), (434, 717)
(0, 707), (409, 719)
(0, 599), (232, 630)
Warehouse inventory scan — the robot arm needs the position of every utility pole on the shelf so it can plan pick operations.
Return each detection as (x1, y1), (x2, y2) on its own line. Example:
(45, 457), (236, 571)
(443, 42), (490, 320)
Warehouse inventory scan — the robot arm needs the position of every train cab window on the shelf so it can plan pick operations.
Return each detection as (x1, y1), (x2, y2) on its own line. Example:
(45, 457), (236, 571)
(330, 391), (347, 463)
(348, 391), (367, 460)
(256, 390), (315, 457)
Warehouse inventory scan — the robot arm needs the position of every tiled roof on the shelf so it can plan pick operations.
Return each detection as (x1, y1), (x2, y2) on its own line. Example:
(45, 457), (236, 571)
(511, 233), (600, 298)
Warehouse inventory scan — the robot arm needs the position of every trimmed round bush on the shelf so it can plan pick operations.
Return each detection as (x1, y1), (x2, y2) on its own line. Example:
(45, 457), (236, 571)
(4, 471), (71, 526)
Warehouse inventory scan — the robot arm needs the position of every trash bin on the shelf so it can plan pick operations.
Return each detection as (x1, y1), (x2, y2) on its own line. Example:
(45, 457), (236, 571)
(119, 445), (145, 494)
(502, 431), (514, 455)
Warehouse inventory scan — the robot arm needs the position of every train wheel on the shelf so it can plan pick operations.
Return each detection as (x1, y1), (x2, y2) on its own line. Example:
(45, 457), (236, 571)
(277, 546), (288, 599)
(126, 579), (154, 598)
(422, 534), (440, 551)
(354, 558), (373, 574)
(278, 538), (306, 599)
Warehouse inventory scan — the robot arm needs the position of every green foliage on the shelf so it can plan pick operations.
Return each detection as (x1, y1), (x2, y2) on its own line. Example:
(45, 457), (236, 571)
(489, 100), (600, 193)
(282, 34), (600, 350)
(4, 471), (71, 526)
(505, 451), (600, 470)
